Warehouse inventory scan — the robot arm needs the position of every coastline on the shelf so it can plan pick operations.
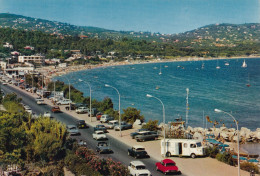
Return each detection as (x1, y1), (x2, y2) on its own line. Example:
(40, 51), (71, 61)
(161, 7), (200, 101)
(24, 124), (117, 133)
(38, 55), (260, 81)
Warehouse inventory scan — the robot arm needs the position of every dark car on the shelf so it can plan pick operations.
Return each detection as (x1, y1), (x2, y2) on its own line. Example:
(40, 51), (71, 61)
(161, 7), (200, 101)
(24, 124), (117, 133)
(96, 141), (113, 154)
(135, 131), (159, 142)
(114, 121), (132, 131)
(128, 145), (150, 159)
(76, 120), (88, 129)
(94, 124), (108, 133)
(130, 129), (149, 139)
(51, 106), (61, 113)
(65, 104), (77, 110)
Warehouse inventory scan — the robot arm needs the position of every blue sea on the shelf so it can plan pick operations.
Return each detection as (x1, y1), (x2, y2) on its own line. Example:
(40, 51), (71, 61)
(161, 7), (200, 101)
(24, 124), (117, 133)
(57, 58), (260, 130)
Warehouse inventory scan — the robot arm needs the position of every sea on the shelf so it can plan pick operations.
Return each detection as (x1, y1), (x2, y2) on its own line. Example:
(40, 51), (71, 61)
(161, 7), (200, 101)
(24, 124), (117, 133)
(57, 58), (260, 131)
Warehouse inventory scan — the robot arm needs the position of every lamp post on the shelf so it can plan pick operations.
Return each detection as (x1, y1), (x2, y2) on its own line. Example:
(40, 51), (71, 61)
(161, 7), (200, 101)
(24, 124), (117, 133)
(146, 94), (166, 157)
(214, 108), (240, 176)
(105, 84), (121, 137)
(60, 75), (71, 111)
(79, 79), (92, 122)
(31, 74), (34, 94)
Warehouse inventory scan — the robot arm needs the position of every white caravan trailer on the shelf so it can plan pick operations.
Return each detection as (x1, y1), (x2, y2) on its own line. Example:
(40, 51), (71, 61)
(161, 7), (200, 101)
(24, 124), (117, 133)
(161, 139), (205, 158)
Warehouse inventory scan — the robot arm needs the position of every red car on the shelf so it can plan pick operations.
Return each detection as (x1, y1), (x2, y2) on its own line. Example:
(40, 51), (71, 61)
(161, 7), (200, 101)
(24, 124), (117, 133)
(96, 112), (103, 120)
(51, 106), (61, 113)
(156, 159), (181, 175)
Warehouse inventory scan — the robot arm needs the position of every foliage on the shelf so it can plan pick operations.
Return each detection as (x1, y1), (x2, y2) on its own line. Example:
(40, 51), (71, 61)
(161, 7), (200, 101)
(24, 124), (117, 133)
(121, 107), (144, 124)
(205, 146), (219, 158)
(240, 162), (259, 174)
(216, 152), (235, 166)
(141, 120), (158, 131)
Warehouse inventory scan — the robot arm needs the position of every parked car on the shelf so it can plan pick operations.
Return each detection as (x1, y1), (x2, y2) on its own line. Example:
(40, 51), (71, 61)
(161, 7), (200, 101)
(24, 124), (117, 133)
(43, 111), (53, 118)
(128, 161), (151, 176)
(36, 99), (45, 105)
(76, 120), (88, 129)
(105, 120), (118, 129)
(114, 121), (132, 131)
(96, 141), (113, 154)
(76, 107), (88, 114)
(92, 130), (107, 140)
(156, 159), (181, 175)
(100, 114), (114, 123)
(67, 125), (81, 136)
(128, 145), (150, 159)
(65, 104), (77, 110)
(51, 106), (61, 113)
(94, 125), (108, 133)
(57, 99), (72, 105)
(130, 129), (149, 139)
(35, 96), (42, 102)
(96, 112), (103, 120)
(78, 140), (87, 147)
(135, 131), (159, 142)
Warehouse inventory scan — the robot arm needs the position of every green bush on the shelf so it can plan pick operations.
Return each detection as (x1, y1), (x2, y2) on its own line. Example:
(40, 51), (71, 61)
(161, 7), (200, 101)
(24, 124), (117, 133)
(205, 146), (219, 158)
(142, 120), (158, 131)
(121, 107), (144, 124)
(216, 152), (235, 166)
(240, 162), (259, 174)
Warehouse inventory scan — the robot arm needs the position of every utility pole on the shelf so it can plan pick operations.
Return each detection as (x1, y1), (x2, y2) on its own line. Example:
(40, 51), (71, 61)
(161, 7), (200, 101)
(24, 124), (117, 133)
(186, 88), (189, 128)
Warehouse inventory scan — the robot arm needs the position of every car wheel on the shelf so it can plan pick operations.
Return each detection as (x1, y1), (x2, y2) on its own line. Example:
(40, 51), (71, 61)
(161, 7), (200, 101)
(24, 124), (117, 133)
(166, 152), (171, 157)
(191, 153), (196, 159)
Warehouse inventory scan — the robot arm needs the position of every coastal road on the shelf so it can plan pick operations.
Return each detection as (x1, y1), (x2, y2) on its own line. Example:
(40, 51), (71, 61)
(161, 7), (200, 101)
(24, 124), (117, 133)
(1, 83), (170, 176)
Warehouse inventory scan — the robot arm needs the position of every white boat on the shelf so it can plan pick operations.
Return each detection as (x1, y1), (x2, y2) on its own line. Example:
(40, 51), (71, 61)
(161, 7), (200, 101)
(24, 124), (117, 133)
(216, 60), (220, 69)
(159, 65), (162, 75)
(225, 62), (229, 66)
(201, 63), (205, 69)
(241, 59), (247, 68)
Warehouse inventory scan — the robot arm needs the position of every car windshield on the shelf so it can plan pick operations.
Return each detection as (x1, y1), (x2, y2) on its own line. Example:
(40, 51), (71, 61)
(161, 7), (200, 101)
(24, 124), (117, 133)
(196, 142), (202, 147)
(136, 165), (146, 170)
(69, 127), (76, 130)
(166, 163), (175, 166)
(136, 148), (145, 151)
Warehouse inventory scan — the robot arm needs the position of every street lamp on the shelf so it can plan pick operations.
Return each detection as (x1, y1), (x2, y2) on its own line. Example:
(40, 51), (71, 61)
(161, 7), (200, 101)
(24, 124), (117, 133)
(79, 79), (92, 122)
(60, 75), (71, 111)
(214, 108), (240, 176)
(105, 84), (121, 137)
(146, 94), (166, 157)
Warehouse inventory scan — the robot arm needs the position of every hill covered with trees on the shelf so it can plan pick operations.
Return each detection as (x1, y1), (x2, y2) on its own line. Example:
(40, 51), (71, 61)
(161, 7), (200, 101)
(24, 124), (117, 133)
(0, 13), (259, 60)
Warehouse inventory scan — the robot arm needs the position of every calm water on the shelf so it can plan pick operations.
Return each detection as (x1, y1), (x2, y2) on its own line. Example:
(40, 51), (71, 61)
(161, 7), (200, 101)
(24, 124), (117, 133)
(57, 58), (260, 130)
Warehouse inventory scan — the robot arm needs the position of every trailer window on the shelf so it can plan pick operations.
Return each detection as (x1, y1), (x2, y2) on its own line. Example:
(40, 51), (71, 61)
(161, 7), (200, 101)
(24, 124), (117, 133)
(190, 144), (196, 148)
(184, 143), (187, 148)
(196, 142), (202, 147)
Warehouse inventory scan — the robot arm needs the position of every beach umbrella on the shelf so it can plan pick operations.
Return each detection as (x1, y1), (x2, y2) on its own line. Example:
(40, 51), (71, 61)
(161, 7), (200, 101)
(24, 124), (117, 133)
(248, 159), (259, 163)
(219, 144), (229, 148)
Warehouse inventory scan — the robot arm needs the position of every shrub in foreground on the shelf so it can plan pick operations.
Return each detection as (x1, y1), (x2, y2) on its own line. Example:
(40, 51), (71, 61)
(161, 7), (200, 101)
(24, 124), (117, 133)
(240, 162), (259, 174)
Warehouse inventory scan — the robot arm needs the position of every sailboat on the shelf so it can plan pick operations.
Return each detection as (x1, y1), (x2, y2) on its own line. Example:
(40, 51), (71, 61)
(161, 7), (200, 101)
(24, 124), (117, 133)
(242, 59), (247, 68)
(216, 60), (220, 69)
(201, 62), (205, 69)
(159, 65), (162, 75)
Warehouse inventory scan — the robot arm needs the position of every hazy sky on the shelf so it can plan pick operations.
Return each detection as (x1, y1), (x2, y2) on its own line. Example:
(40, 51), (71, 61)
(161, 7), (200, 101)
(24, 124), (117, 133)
(0, 0), (259, 34)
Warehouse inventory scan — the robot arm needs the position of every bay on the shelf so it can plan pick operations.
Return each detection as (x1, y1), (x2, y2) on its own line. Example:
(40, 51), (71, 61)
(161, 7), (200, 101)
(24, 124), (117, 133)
(57, 58), (260, 130)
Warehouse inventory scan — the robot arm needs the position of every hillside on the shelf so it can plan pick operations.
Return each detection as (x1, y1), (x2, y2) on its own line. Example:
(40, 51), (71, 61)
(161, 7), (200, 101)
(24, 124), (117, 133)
(0, 13), (163, 41)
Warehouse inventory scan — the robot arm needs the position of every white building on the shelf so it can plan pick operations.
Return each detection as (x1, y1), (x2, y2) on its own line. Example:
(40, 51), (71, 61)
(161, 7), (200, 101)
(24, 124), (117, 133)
(18, 55), (45, 64)
(0, 61), (7, 70)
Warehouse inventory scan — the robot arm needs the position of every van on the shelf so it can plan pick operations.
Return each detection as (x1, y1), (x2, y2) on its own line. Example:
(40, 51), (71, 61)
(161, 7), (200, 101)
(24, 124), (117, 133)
(161, 139), (205, 158)
(100, 114), (113, 123)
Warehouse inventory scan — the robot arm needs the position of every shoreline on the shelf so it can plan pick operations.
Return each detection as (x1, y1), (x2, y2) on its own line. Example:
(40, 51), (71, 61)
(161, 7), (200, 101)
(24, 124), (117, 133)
(38, 55), (260, 81)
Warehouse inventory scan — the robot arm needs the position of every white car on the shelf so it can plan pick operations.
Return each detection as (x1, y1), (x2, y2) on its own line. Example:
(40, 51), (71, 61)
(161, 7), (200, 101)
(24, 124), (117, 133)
(76, 107), (88, 114)
(57, 99), (72, 105)
(36, 99), (45, 105)
(105, 120), (118, 129)
(67, 125), (80, 136)
(128, 161), (151, 176)
(92, 130), (107, 140)
(43, 111), (52, 118)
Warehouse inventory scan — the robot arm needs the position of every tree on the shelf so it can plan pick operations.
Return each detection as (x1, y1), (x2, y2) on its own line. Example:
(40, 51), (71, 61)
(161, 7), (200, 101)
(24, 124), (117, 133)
(121, 107), (144, 124)
(142, 120), (158, 131)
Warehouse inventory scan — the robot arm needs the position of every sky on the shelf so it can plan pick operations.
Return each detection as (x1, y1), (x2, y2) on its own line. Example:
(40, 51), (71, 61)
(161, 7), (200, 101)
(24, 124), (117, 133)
(0, 0), (259, 34)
